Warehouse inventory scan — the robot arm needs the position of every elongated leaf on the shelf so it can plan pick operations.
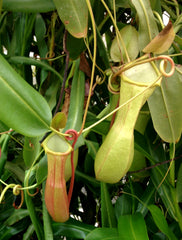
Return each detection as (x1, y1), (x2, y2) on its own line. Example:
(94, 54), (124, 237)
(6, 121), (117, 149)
(52, 218), (95, 239)
(118, 213), (149, 240)
(9, 56), (63, 82)
(0, 54), (52, 137)
(23, 224), (35, 240)
(136, 181), (155, 217)
(145, 124), (178, 220)
(3, 0), (56, 12)
(85, 228), (118, 240)
(148, 205), (178, 240)
(85, 140), (99, 160)
(131, 0), (158, 50)
(148, 67), (182, 142)
(5, 209), (30, 226)
(101, 182), (117, 228)
(63, 59), (85, 148)
(53, 0), (88, 38)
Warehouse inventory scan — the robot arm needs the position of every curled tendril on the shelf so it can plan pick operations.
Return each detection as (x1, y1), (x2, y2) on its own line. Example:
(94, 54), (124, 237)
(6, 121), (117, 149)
(157, 55), (175, 77)
(0, 183), (24, 209)
(13, 185), (24, 209)
(26, 187), (39, 197)
(65, 129), (78, 144)
(13, 184), (22, 195)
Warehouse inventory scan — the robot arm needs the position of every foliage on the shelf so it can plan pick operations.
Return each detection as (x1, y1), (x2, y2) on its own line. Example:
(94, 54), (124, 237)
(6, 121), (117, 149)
(0, 0), (182, 239)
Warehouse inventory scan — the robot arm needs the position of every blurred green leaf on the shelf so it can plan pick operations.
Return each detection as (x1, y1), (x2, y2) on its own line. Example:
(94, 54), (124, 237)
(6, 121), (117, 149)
(85, 140), (99, 160)
(36, 155), (48, 185)
(2, 0), (56, 12)
(85, 228), (118, 240)
(52, 218), (95, 239)
(5, 209), (30, 226)
(148, 205), (178, 240)
(0, 121), (9, 132)
(114, 194), (132, 220)
(101, 182), (117, 228)
(118, 213), (149, 240)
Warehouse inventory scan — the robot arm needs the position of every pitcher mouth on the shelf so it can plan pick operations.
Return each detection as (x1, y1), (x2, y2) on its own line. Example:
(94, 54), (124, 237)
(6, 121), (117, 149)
(42, 132), (72, 156)
(122, 62), (161, 87)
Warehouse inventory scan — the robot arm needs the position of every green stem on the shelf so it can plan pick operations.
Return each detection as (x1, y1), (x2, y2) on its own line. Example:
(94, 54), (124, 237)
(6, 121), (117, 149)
(0, 133), (11, 177)
(24, 172), (44, 240)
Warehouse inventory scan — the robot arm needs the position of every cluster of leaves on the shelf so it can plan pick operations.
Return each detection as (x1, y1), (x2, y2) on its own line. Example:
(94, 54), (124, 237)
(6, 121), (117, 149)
(0, 0), (182, 239)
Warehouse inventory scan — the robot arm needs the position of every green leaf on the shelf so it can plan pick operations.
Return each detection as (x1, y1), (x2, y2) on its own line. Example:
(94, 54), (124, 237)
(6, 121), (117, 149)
(101, 182), (117, 228)
(52, 218), (95, 239)
(85, 112), (111, 136)
(9, 56), (63, 82)
(148, 205), (178, 240)
(108, 0), (131, 8)
(114, 194), (132, 220)
(36, 155), (48, 185)
(53, 0), (88, 38)
(5, 209), (30, 226)
(0, 54), (52, 137)
(85, 228), (118, 240)
(23, 136), (41, 167)
(85, 140), (99, 160)
(145, 124), (178, 220)
(148, 67), (182, 142)
(0, 120), (9, 132)
(136, 181), (155, 217)
(2, 0), (56, 12)
(118, 213), (149, 240)
(176, 163), (182, 202)
(131, 0), (158, 51)
(110, 25), (139, 62)
(23, 224), (35, 240)
(67, 33), (86, 60)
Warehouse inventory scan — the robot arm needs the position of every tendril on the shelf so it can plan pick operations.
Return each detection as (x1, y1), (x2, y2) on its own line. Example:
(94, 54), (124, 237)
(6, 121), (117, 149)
(108, 73), (120, 94)
(0, 183), (24, 209)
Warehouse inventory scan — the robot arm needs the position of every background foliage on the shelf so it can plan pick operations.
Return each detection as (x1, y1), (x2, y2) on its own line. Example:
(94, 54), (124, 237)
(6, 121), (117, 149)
(1, 0), (182, 239)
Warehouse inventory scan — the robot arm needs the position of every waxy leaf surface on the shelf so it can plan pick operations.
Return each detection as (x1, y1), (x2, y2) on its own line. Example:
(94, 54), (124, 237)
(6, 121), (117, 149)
(0, 54), (52, 137)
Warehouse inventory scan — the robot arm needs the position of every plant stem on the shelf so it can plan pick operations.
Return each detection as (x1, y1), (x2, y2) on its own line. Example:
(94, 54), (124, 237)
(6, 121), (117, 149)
(24, 172), (44, 240)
